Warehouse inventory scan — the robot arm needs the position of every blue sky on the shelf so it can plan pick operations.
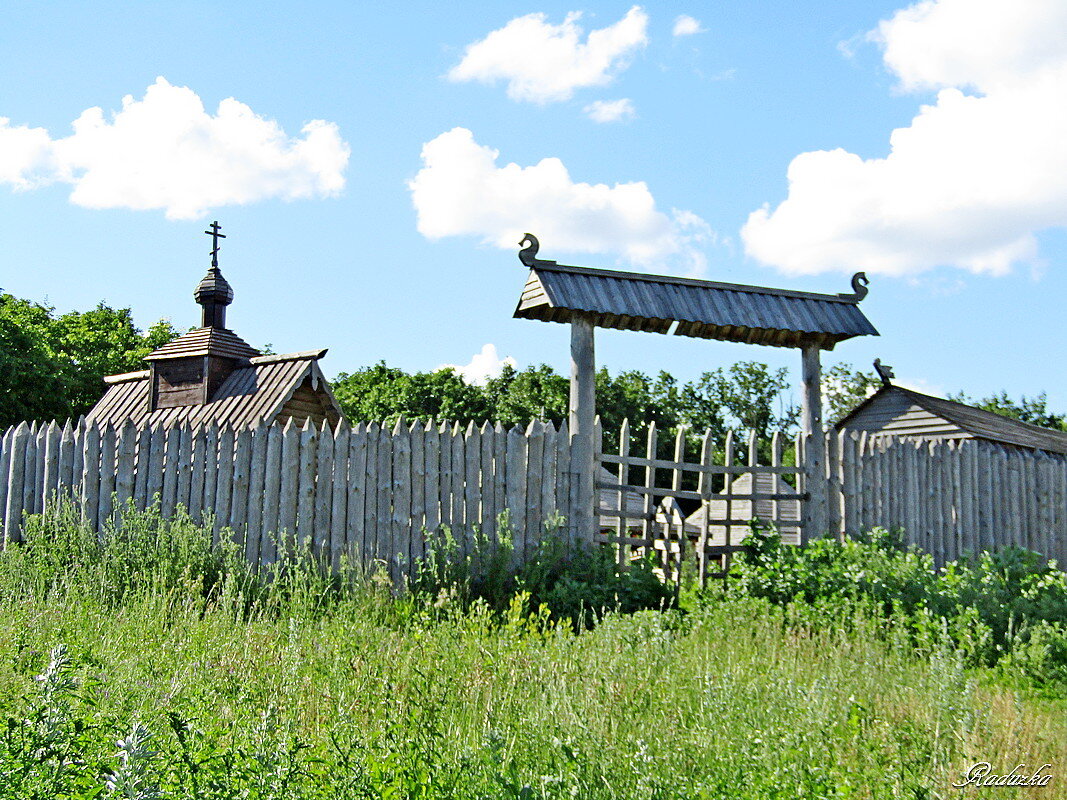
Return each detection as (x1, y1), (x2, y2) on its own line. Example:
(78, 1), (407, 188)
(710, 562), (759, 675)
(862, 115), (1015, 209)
(1, 0), (1065, 411)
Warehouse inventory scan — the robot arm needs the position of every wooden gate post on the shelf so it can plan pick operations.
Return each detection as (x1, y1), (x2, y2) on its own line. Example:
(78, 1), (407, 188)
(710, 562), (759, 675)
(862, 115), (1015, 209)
(800, 340), (826, 543)
(569, 315), (596, 548)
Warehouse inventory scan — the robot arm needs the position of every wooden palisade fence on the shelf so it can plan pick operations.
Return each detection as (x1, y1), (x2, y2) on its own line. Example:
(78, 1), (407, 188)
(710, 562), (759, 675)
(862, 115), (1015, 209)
(0, 418), (581, 581)
(604, 424), (1067, 570)
(820, 432), (1067, 566)
(1, 419), (1064, 576)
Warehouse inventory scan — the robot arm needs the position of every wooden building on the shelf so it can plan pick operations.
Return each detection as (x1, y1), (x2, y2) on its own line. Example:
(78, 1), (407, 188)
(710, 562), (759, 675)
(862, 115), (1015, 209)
(837, 383), (1067, 456)
(87, 260), (343, 430)
(597, 465), (645, 531)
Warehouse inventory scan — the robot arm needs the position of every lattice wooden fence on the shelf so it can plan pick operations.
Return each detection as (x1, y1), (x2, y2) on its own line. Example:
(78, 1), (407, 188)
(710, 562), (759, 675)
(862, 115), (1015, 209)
(598, 422), (805, 584)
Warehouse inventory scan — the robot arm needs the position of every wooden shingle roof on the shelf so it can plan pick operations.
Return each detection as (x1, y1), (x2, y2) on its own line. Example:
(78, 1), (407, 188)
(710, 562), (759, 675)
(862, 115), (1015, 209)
(87, 350), (343, 429)
(838, 385), (1067, 455)
(143, 327), (261, 362)
(515, 262), (878, 350)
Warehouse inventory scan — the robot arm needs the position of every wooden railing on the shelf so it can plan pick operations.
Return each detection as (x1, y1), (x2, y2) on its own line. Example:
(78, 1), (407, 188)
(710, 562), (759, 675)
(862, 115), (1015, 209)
(596, 421), (806, 571)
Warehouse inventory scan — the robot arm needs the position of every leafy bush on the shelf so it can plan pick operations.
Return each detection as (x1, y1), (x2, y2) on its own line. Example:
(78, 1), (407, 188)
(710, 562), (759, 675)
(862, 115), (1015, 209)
(517, 536), (675, 627)
(932, 547), (1067, 661)
(730, 527), (1067, 688)
(733, 525), (936, 613)
(1003, 621), (1067, 689)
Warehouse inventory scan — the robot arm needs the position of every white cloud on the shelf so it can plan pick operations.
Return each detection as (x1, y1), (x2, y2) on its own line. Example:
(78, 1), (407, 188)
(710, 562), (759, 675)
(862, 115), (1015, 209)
(741, 0), (1067, 277)
(408, 127), (712, 273)
(438, 344), (517, 385)
(672, 15), (704, 37)
(583, 98), (636, 123)
(448, 6), (648, 104)
(874, 0), (1067, 93)
(895, 376), (945, 397)
(0, 120), (53, 188)
(0, 77), (349, 219)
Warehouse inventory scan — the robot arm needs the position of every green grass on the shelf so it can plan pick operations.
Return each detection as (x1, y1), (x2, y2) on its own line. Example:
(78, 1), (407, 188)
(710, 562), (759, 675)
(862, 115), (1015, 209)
(0, 505), (1063, 799)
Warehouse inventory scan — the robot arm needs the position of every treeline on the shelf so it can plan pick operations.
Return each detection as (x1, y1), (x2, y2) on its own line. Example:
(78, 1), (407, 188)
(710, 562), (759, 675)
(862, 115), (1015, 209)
(332, 361), (801, 454)
(332, 362), (1067, 437)
(0, 289), (1063, 443)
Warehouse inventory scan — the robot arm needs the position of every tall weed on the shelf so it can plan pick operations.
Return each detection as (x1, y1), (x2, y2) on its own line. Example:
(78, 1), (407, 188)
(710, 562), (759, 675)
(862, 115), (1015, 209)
(410, 512), (673, 627)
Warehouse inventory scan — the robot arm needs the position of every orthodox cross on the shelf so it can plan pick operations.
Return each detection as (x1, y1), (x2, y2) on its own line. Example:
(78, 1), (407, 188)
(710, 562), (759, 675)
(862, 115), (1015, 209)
(204, 221), (226, 268)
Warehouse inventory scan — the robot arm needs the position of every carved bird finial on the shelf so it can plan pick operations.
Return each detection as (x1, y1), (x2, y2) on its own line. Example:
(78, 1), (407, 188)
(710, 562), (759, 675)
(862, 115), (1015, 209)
(518, 233), (556, 267)
(518, 233), (539, 266)
(850, 272), (869, 301)
(873, 358), (894, 387)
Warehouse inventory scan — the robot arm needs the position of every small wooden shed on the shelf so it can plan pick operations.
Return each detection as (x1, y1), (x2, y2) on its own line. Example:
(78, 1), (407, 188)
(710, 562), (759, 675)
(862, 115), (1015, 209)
(837, 384), (1067, 455)
(87, 262), (343, 430)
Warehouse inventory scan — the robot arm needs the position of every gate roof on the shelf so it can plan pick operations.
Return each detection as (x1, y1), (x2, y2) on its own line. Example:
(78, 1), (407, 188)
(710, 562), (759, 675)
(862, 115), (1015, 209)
(515, 260), (878, 350)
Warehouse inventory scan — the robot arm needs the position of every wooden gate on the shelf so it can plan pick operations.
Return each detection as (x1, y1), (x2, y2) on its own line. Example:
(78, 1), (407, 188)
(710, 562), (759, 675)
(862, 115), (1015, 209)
(597, 422), (807, 587)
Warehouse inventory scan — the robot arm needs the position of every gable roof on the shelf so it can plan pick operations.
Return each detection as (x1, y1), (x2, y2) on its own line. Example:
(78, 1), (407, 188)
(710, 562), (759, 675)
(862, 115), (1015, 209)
(838, 384), (1067, 455)
(86, 350), (343, 429)
(515, 262), (878, 350)
(143, 326), (261, 362)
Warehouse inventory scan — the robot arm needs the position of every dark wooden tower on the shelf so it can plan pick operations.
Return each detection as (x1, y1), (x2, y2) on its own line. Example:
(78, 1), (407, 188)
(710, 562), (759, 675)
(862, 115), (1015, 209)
(145, 265), (261, 411)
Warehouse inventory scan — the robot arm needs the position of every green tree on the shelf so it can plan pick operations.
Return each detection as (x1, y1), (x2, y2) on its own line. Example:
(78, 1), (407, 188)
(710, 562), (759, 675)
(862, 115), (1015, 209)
(0, 293), (177, 427)
(332, 362), (490, 425)
(332, 359), (801, 461)
(822, 362), (880, 423)
(482, 364), (568, 427)
(949, 390), (1067, 430)
(595, 369), (685, 443)
(51, 305), (178, 416)
(0, 295), (69, 426)
(681, 361), (798, 440)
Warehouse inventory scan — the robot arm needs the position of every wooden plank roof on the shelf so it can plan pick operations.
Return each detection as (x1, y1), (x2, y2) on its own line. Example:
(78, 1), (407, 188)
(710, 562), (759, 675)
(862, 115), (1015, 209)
(515, 262), (878, 350)
(87, 350), (343, 429)
(837, 385), (1067, 455)
(144, 326), (261, 361)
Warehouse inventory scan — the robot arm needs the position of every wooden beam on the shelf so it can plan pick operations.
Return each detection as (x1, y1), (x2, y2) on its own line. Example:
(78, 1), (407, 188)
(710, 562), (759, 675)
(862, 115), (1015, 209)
(800, 341), (822, 435)
(569, 316), (596, 547)
(800, 339), (826, 541)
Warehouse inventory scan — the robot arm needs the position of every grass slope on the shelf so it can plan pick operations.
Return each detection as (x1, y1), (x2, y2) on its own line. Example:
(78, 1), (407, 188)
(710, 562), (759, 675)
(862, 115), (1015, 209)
(0, 507), (1062, 798)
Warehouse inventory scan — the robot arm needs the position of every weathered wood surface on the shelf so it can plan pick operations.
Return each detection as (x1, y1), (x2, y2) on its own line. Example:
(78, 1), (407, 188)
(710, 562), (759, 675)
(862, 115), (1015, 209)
(1, 420), (1065, 573)
(569, 316), (596, 546)
(259, 424), (282, 564)
(329, 423), (350, 571)
(246, 426), (268, 564)
(347, 423), (367, 563)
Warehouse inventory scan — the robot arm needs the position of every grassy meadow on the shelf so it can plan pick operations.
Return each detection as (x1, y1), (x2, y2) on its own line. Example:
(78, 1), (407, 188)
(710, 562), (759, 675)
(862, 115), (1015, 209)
(0, 505), (1063, 799)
